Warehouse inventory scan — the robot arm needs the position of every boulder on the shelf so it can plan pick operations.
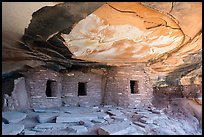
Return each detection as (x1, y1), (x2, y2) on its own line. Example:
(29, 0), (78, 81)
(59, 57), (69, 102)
(60, 106), (92, 114)
(106, 110), (123, 116)
(79, 120), (95, 128)
(152, 127), (177, 135)
(111, 115), (128, 122)
(70, 125), (88, 133)
(92, 106), (99, 109)
(116, 107), (124, 110)
(33, 108), (60, 113)
(2, 123), (24, 135)
(151, 109), (162, 114)
(98, 121), (133, 135)
(2, 111), (27, 123)
(106, 118), (115, 124)
(103, 105), (112, 108)
(33, 123), (67, 130)
(93, 112), (110, 119)
(56, 114), (97, 123)
(23, 130), (36, 135)
(37, 113), (59, 123)
(133, 121), (146, 128)
(91, 118), (105, 123)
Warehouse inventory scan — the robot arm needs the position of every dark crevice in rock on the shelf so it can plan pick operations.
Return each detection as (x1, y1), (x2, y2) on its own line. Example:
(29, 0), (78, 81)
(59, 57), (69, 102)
(169, 2), (174, 13)
(107, 3), (138, 14)
(141, 3), (179, 25)
(107, 3), (181, 30)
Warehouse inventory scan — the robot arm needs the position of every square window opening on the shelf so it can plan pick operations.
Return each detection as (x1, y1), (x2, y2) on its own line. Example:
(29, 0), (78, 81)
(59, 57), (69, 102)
(46, 80), (57, 97)
(130, 80), (139, 94)
(78, 82), (87, 96)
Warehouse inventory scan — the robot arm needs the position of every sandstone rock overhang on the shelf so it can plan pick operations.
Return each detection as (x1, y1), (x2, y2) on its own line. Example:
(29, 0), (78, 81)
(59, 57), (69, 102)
(61, 2), (186, 65)
(2, 2), (202, 87)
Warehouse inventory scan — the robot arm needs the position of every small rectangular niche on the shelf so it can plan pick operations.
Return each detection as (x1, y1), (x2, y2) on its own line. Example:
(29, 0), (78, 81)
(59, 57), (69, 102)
(130, 80), (139, 94)
(46, 80), (57, 97)
(78, 82), (87, 96)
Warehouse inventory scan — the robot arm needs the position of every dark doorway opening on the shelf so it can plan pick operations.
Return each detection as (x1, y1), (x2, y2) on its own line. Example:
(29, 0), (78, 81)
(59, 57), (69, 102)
(78, 82), (87, 96)
(130, 80), (139, 94)
(46, 80), (57, 97)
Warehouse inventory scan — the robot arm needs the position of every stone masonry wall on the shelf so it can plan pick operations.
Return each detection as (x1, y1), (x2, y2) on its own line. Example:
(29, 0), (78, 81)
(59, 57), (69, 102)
(24, 67), (62, 108)
(62, 70), (103, 107)
(104, 65), (153, 108)
(23, 65), (153, 108)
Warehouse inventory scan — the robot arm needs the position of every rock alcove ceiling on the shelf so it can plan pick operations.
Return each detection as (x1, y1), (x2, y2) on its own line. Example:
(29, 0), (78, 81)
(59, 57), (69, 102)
(2, 2), (202, 87)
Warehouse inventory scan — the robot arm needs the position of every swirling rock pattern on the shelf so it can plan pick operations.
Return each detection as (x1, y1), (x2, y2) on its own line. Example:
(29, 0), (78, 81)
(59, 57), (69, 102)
(62, 2), (185, 65)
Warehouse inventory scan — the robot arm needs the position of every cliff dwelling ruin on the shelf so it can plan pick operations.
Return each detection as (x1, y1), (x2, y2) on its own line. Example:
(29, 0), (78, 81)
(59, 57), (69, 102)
(2, 2), (202, 135)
